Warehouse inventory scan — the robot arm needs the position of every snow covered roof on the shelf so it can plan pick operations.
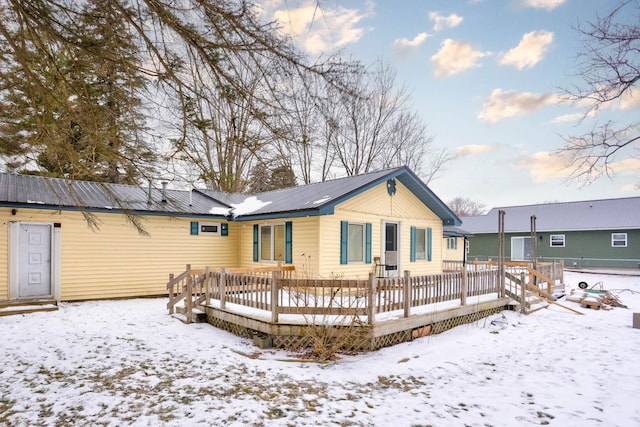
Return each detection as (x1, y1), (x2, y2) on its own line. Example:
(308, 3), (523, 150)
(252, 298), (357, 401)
(0, 173), (228, 217)
(196, 166), (461, 225)
(460, 197), (640, 233)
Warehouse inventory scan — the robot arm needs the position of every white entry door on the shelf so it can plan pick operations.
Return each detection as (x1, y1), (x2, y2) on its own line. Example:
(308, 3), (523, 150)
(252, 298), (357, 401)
(18, 224), (53, 298)
(384, 222), (399, 277)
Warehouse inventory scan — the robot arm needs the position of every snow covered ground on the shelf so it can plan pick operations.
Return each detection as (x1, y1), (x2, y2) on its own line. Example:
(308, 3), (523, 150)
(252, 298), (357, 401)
(1, 270), (639, 426)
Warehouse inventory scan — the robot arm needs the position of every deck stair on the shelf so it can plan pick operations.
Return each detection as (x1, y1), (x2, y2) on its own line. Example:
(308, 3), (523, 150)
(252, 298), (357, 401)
(503, 267), (582, 315)
(171, 306), (208, 324)
(0, 299), (58, 317)
(505, 272), (548, 313)
(504, 269), (569, 314)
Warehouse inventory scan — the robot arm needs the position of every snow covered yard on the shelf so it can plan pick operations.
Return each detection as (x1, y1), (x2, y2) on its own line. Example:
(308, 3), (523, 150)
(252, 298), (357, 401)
(1, 271), (639, 426)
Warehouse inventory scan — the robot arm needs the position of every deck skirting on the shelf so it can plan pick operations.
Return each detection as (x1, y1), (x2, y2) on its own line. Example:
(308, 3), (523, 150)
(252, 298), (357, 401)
(203, 297), (511, 352)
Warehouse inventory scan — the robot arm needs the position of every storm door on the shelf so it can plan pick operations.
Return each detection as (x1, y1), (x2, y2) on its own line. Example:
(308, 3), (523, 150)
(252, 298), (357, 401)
(383, 222), (399, 277)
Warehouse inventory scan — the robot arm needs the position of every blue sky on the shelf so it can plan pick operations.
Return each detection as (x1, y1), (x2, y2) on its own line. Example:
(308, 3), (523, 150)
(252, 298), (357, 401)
(260, 0), (640, 209)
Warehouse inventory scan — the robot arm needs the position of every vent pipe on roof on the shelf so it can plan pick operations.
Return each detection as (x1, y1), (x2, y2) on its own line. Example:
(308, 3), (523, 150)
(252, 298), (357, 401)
(161, 181), (168, 203)
(147, 181), (152, 204)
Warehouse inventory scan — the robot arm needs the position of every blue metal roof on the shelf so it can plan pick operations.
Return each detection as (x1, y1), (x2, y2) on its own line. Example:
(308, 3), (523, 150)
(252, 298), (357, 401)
(0, 173), (228, 217)
(0, 167), (461, 226)
(460, 197), (640, 233)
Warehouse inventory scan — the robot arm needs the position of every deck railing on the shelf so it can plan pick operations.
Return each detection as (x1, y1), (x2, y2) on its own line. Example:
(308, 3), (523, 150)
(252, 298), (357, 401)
(168, 265), (505, 323)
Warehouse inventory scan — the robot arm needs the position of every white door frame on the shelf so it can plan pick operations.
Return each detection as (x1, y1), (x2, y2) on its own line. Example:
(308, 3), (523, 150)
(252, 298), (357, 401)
(382, 221), (401, 277)
(510, 236), (532, 262)
(8, 221), (61, 301)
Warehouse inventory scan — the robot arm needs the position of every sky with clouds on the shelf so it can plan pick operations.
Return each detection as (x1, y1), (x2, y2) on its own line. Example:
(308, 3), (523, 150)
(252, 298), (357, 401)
(261, 0), (639, 209)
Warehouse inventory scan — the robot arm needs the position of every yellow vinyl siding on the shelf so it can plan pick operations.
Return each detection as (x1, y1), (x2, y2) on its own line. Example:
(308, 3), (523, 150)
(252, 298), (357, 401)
(443, 237), (465, 262)
(1, 208), (237, 301)
(0, 209), (9, 299)
(237, 217), (321, 278)
(319, 181), (443, 278)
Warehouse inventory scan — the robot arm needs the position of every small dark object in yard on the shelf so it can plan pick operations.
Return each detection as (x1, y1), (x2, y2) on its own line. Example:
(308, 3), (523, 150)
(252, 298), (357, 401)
(253, 334), (273, 349)
(578, 281), (588, 289)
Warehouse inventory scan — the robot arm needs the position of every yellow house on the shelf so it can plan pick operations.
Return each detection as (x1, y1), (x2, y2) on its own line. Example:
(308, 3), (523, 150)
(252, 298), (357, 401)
(443, 225), (473, 266)
(0, 167), (460, 303)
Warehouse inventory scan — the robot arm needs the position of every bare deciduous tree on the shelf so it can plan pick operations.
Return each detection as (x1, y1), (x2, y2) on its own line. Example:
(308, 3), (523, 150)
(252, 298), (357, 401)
(448, 197), (487, 217)
(0, 0), (351, 185)
(322, 60), (446, 183)
(560, 0), (640, 185)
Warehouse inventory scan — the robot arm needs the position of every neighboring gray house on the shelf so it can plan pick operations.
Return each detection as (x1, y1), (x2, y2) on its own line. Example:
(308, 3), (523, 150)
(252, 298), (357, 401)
(460, 197), (640, 269)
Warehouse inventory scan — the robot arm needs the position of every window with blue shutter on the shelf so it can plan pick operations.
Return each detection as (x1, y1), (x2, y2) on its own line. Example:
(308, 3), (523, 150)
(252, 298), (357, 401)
(410, 226), (416, 262)
(285, 221), (293, 264)
(365, 223), (372, 264)
(253, 224), (259, 262)
(427, 227), (432, 262)
(340, 221), (371, 264)
(190, 221), (199, 235)
(340, 221), (348, 264)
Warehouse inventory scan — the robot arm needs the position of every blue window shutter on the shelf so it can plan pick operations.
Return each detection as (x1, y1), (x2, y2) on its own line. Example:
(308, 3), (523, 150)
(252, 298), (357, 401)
(427, 227), (433, 262)
(253, 224), (259, 262)
(221, 223), (228, 236)
(285, 221), (293, 264)
(340, 221), (348, 264)
(410, 226), (416, 262)
(190, 221), (199, 235)
(365, 223), (372, 264)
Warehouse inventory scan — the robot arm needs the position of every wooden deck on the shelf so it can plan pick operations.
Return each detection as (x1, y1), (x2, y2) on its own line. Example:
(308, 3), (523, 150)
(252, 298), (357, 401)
(167, 265), (522, 351)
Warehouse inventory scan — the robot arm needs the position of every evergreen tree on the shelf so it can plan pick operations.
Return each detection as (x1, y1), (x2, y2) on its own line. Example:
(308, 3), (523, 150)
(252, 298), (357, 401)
(0, 0), (154, 183)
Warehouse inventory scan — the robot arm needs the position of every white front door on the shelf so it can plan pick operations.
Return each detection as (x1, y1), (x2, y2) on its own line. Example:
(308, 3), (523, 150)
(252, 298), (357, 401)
(18, 223), (53, 298)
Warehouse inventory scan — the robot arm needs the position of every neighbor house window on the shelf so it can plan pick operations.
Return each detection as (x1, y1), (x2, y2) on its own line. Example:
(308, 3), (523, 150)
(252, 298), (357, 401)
(447, 237), (457, 250)
(340, 221), (371, 264)
(611, 233), (627, 247)
(410, 226), (432, 262)
(550, 234), (565, 247)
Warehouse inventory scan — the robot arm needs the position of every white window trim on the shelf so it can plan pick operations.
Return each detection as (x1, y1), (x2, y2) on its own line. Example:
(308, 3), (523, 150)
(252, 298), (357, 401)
(415, 227), (427, 261)
(447, 237), (457, 250)
(259, 223), (285, 262)
(611, 233), (627, 248)
(199, 222), (221, 235)
(550, 234), (565, 247)
(348, 222), (366, 263)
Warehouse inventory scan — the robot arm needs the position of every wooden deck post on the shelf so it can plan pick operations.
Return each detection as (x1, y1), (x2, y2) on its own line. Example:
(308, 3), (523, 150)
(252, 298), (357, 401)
(461, 268), (467, 306)
(220, 268), (226, 310)
(403, 270), (411, 318)
(186, 274), (193, 322)
(271, 270), (279, 323)
(520, 272), (526, 314)
(168, 273), (175, 314)
(368, 272), (376, 325)
(204, 266), (211, 306)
